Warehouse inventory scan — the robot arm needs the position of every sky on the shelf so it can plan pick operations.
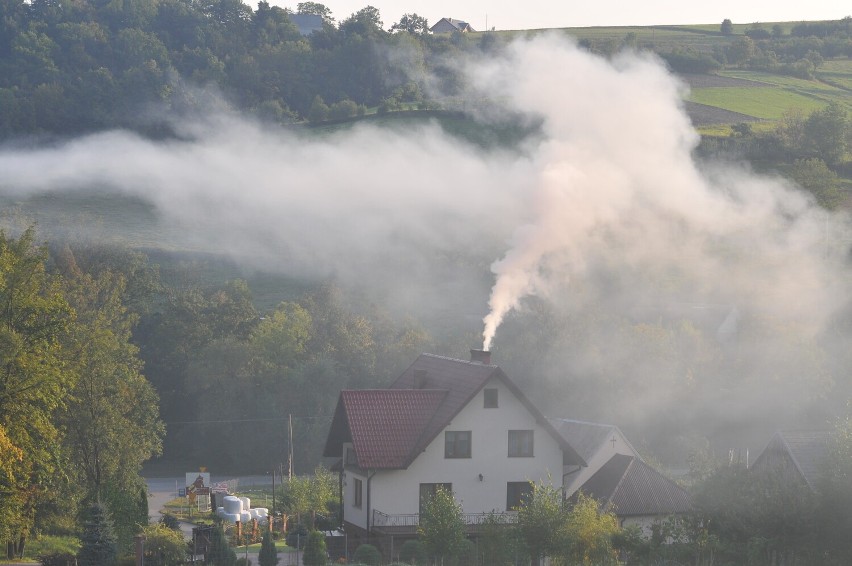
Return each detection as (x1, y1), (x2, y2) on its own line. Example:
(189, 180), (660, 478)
(269, 0), (850, 31)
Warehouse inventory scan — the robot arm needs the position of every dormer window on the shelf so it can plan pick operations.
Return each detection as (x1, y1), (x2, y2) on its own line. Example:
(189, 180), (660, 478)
(484, 388), (498, 408)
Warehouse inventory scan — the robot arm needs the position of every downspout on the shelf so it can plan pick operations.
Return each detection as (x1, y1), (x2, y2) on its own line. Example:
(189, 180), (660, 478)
(366, 470), (376, 533)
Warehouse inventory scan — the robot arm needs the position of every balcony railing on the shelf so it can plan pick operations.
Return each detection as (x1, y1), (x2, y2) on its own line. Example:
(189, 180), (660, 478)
(372, 510), (517, 529)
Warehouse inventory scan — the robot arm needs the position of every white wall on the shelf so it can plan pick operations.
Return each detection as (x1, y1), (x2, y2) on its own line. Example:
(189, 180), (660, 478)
(364, 376), (564, 522)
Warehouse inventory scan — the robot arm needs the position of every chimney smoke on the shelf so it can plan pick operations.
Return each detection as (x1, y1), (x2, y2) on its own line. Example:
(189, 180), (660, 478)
(470, 349), (492, 365)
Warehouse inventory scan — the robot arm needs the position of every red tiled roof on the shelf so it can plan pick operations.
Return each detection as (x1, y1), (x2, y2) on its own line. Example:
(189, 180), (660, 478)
(342, 389), (447, 468)
(324, 353), (586, 469)
(577, 454), (692, 517)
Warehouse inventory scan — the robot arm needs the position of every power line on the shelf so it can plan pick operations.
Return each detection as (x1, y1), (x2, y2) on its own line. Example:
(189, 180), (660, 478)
(166, 415), (332, 425)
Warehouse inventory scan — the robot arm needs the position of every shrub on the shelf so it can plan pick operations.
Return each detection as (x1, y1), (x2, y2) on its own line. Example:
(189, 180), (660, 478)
(160, 513), (180, 531)
(399, 539), (427, 564)
(285, 524), (309, 548)
(352, 543), (381, 566)
(37, 552), (78, 566)
(455, 538), (477, 566)
(302, 531), (327, 566)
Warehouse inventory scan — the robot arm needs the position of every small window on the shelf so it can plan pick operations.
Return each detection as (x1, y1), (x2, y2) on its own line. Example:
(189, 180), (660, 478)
(484, 388), (498, 408)
(345, 447), (357, 466)
(353, 478), (363, 508)
(445, 431), (472, 458)
(506, 481), (533, 510)
(419, 483), (452, 515)
(508, 430), (534, 457)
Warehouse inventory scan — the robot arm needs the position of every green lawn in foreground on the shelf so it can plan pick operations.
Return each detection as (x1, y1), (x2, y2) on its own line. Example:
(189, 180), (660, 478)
(688, 86), (828, 119)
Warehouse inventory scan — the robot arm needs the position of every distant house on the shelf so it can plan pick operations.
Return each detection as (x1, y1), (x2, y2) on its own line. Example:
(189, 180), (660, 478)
(323, 350), (586, 539)
(549, 418), (642, 496)
(574, 454), (693, 533)
(750, 430), (831, 492)
(430, 17), (476, 33)
(289, 13), (323, 35)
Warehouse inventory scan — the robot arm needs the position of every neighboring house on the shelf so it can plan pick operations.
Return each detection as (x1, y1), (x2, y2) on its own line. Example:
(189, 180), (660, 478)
(289, 13), (323, 35)
(548, 418), (642, 496)
(323, 350), (586, 538)
(574, 454), (693, 534)
(750, 430), (831, 492)
(430, 17), (476, 33)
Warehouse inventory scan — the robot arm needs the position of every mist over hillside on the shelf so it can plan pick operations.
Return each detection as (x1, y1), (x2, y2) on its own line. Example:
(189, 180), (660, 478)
(2, 34), (852, 462)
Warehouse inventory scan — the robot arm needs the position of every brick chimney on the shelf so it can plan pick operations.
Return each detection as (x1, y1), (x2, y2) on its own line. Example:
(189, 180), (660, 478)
(470, 349), (492, 365)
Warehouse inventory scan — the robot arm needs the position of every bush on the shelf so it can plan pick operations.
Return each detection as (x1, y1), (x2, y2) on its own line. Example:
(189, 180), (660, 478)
(352, 543), (381, 566)
(455, 538), (477, 566)
(302, 531), (327, 566)
(285, 524), (309, 548)
(160, 513), (180, 531)
(399, 539), (427, 564)
(37, 552), (78, 566)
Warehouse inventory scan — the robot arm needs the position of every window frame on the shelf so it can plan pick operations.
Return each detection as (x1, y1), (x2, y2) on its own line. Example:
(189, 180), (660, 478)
(506, 481), (534, 510)
(484, 388), (498, 408)
(444, 430), (472, 458)
(508, 430), (534, 457)
(353, 477), (363, 508)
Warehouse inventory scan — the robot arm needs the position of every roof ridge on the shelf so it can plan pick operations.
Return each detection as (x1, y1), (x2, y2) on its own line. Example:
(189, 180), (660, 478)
(421, 352), (497, 367)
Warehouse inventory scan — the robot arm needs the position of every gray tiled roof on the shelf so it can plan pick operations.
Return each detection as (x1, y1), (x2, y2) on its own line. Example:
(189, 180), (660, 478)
(753, 430), (831, 490)
(577, 454), (692, 517)
(548, 419), (618, 462)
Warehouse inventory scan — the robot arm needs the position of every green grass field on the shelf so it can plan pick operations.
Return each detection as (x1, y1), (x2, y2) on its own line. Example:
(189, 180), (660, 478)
(688, 86), (828, 119)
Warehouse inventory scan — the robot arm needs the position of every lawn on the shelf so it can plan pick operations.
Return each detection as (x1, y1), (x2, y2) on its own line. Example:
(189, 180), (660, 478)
(687, 86), (828, 119)
(817, 59), (852, 91)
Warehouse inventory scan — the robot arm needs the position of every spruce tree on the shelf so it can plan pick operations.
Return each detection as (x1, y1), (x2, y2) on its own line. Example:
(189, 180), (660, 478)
(302, 531), (327, 566)
(209, 523), (237, 566)
(77, 499), (118, 566)
(258, 529), (279, 566)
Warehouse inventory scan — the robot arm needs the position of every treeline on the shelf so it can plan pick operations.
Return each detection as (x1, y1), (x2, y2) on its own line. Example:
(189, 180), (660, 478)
(0, 0), (488, 136)
(0, 227), (438, 558)
(596, 17), (852, 76)
(0, 229), (162, 558)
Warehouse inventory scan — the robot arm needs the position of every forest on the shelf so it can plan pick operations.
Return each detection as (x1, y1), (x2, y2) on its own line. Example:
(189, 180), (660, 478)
(2, 0), (852, 563)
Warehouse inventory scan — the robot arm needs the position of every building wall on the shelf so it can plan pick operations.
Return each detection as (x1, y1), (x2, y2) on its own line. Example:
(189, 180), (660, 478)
(351, 376), (563, 528)
(431, 20), (460, 33)
(563, 429), (638, 496)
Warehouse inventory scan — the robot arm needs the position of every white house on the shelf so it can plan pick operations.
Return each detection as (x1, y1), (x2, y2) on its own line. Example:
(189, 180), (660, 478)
(429, 17), (476, 33)
(323, 350), (586, 537)
(548, 418), (641, 496)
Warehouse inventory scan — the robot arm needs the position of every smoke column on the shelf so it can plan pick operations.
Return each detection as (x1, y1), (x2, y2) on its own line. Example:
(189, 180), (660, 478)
(477, 36), (844, 351)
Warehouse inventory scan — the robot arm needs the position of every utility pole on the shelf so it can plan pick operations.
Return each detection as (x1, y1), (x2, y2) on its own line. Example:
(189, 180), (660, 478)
(288, 414), (293, 481)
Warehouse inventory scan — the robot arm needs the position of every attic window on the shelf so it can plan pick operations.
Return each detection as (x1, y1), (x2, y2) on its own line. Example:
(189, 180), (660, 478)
(483, 388), (498, 408)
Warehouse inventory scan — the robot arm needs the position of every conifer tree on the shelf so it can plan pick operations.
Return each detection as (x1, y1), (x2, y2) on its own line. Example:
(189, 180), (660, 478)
(77, 499), (118, 566)
(209, 523), (237, 566)
(258, 528), (279, 566)
(302, 530), (327, 566)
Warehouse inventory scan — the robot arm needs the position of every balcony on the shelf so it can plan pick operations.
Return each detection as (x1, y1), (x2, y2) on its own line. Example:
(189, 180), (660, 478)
(370, 510), (517, 535)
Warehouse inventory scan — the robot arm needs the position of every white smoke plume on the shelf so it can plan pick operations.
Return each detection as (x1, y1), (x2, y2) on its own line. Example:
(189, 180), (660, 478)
(474, 37), (849, 351)
(1, 35), (850, 441)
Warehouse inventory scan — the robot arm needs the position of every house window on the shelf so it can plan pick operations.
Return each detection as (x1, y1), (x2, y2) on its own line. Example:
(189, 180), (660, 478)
(345, 447), (357, 466)
(506, 481), (533, 510)
(419, 483), (452, 516)
(353, 478), (363, 508)
(484, 388), (498, 408)
(508, 430), (534, 457)
(445, 431), (472, 458)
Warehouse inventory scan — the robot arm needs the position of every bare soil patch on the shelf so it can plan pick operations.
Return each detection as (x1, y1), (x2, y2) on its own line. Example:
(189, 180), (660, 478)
(683, 101), (760, 126)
